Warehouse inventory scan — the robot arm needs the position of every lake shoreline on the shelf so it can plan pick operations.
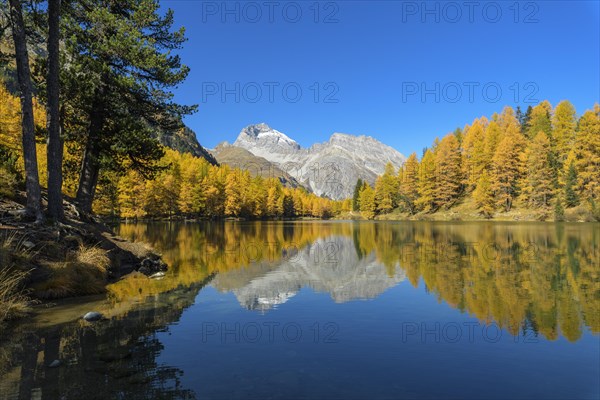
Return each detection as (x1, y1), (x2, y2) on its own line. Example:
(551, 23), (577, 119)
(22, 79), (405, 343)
(0, 194), (169, 324)
(2, 219), (597, 399)
(335, 204), (599, 223)
(2, 196), (597, 325)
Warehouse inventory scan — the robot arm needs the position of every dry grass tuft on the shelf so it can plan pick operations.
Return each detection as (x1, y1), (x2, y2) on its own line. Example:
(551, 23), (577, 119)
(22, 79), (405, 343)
(0, 268), (32, 322)
(0, 232), (34, 267)
(72, 245), (110, 271)
(32, 244), (110, 299)
(0, 233), (35, 322)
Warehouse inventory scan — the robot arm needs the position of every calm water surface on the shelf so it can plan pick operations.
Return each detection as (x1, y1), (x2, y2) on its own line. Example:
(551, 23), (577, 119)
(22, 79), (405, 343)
(1, 221), (599, 399)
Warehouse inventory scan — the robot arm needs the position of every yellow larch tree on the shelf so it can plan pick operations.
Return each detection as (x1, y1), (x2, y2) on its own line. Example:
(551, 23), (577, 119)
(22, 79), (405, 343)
(552, 100), (577, 167)
(497, 106), (520, 136)
(523, 131), (555, 207)
(572, 110), (600, 202)
(491, 126), (526, 212)
(204, 165), (227, 217)
(265, 177), (283, 217)
(483, 120), (502, 167)
(416, 149), (437, 212)
(434, 134), (462, 208)
(473, 170), (495, 218)
(118, 170), (147, 219)
(0, 83), (22, 153)
(526, 100), (552, 139)
(374, 162), (398, 214)
(398, 152), (419, 214)
(461, 118), (487, 191)
(358, 183), (376, 219)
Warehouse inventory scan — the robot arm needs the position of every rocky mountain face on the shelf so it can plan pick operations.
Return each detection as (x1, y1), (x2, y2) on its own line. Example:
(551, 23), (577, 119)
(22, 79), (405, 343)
(212, 236), (406, 311)
(210, 143), (301, 188)
(232, 123), (405, 199)
(154, 126), (218, 165)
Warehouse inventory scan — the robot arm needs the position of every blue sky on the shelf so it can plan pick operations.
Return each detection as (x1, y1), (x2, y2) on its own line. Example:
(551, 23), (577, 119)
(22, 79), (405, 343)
(164, 0), (600, 155)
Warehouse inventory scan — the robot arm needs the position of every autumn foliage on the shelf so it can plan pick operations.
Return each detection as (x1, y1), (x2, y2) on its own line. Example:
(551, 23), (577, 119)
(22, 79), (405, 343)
(360, 101), (599, 219)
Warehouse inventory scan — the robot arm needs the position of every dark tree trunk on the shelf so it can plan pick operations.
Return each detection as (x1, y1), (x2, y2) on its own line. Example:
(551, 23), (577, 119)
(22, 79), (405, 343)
(17, 333), (40, 400)
(42, 329), (61, 400)
(46, 0), (64, 221)
(8, 0), (43, 221)
(76, 96), (105, 214)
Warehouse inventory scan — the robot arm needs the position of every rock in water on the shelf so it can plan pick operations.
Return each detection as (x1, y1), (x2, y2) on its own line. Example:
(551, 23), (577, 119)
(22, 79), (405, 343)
(48, 359), (61, 368)
(149, 272), (166, 279)
(137, 257), (168, 276)
(83, 311), (103, 322)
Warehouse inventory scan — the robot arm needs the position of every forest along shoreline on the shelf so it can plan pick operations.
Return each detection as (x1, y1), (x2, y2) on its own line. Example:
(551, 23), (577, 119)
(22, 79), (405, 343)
(1, 191), (597, 328)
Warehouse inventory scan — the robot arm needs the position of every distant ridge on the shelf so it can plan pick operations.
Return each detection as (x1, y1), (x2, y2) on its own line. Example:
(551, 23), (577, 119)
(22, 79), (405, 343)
(154, 125), (218, 165)
(210, 142), (302, 188)
(232, 123), (406, 200)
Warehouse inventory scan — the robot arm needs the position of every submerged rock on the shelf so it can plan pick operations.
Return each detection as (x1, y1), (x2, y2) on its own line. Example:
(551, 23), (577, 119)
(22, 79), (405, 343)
(82, 311), (104, 322)
(48, 359), (61, 368)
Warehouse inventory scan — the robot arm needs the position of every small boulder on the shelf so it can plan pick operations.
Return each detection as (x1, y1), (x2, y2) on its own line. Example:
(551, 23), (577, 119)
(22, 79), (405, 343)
(136, 257), (168, 276)
(48, 359), (61, 368)
(82, 311), (104, 322)
(149, 272), (166, 279)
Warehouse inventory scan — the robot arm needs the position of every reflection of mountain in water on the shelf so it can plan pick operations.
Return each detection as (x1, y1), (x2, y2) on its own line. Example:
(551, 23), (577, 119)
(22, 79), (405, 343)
(213, 236), (406, 311)
(115, 221), (600, 341)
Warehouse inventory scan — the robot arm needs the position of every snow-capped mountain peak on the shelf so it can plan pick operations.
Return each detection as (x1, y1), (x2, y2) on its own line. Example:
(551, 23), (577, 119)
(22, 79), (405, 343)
(234, 123), (300, 151)
(231, 124), (406, 200)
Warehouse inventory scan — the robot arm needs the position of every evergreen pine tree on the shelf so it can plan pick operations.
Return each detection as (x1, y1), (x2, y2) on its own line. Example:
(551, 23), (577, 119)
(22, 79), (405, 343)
(352, 178), (363, 211)
(554, 196), (565, 222)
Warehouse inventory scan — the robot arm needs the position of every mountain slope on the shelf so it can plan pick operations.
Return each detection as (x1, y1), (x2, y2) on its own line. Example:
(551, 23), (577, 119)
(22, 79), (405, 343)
(154, 126), (218, 165)
(210, 143), (302, 188)
(232, 123), (405, 199)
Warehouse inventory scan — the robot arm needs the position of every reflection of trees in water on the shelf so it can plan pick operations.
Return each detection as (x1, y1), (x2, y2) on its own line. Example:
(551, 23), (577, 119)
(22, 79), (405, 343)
(2, 222), (596, 397)
(360, 222), (599, 342)
(0, 276), (213, 400)
(119, 221), (598, 342)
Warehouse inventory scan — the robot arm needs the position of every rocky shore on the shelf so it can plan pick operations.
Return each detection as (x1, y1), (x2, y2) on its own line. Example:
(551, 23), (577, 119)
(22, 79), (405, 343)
(0, 193), (168, 313)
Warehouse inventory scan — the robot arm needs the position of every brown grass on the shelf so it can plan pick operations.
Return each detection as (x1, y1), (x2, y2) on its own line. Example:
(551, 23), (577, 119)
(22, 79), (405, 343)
(72, 244), (110, 270)
(564, 205), (597, 222)
(0, 233), (34, 322)
(0, 232), (34, 267)
(32, 245), (110, 299)
(0, 267), (31, 322)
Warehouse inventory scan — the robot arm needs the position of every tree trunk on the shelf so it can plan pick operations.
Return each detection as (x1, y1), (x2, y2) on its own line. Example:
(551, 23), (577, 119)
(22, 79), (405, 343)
(8, 0), (43, 221)
(46, 0), (64, 221)
(76, 96), (105, 214)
